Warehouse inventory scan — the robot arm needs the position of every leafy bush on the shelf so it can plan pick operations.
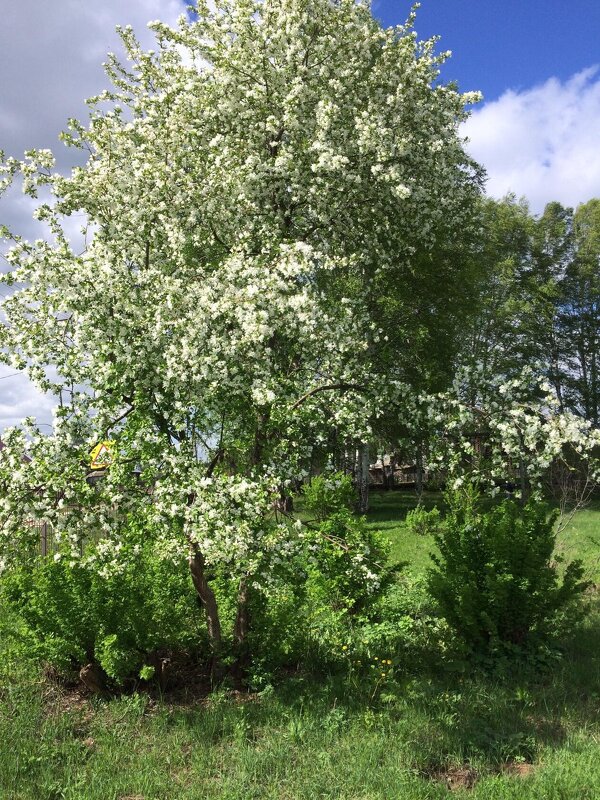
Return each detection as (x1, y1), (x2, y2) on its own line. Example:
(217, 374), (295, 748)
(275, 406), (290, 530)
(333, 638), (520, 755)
(348, 577), (451, 670)
(0, 469), (420, 692)
(405, 504), (441, 537)
(304, 511), (393, 612)
(1, 496), (399, 691)
(1, 523), (203, 684)
(249, 575), (453, 698)
(427, 490), (588, 654)
(242, 510), (398, 685)
(302, 473), (356, 521)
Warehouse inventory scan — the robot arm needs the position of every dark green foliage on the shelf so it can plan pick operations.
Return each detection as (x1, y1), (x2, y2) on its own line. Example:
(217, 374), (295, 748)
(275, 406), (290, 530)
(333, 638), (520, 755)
(1, 526), (202, 683)
(460, 196), (600, 423)
(244, 510), (398, 685)
(305, 511), (393, 612)
(428, 491), (588, 653)
(561, 199), (600, 424)
(405, 504), (442, 537)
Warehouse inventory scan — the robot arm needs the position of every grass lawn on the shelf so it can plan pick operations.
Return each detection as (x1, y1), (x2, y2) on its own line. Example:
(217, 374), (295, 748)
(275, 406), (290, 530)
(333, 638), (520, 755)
(556, 499), (600, 583)
(365, 490), (443, 572)
(1, 492), (599, 799)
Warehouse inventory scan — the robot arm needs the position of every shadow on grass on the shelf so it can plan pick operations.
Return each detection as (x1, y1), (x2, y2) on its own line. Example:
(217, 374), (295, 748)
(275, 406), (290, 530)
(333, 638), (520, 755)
(1, 601), (599, 800)
(366, 488), (445, 522)
(217, 594), (600, 772)
(99, 490), (600, 773)
(2, 490), (598, 798)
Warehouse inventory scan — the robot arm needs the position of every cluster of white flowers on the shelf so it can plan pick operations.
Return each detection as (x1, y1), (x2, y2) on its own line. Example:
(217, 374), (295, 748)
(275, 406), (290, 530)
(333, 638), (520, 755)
(425, 369), (600, 496)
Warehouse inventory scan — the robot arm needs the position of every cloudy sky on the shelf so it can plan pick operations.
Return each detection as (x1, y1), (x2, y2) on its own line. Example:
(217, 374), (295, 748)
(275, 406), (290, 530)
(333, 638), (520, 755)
(377, 0), (600, 210)
(1, 0), (600, 430)
(0, 0), (185, 430)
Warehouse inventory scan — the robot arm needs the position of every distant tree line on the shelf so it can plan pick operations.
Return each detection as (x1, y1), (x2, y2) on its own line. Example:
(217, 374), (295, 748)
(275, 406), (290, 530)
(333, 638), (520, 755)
(462, 196), (600, 425)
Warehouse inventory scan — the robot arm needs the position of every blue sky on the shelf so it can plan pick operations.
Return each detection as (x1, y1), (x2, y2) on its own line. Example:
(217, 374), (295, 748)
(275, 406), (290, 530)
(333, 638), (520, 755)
(373, 1), (600, 102)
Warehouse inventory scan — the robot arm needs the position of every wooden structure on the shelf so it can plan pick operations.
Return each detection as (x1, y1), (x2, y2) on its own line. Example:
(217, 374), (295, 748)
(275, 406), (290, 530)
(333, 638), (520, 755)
(368, 456), (427, 488)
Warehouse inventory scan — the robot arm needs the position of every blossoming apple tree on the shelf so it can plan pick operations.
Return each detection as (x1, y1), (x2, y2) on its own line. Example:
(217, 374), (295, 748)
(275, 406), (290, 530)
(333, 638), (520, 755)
(416, 370), (600, 501)
(0, 0), (482, 665)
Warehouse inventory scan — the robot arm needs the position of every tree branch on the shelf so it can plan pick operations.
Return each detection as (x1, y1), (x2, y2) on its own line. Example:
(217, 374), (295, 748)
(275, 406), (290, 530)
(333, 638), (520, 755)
(291, 382), (366, 410)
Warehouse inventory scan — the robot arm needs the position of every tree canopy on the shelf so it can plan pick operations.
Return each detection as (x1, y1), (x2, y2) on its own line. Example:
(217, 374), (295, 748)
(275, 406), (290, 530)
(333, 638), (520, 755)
(0, 0), (483, 658)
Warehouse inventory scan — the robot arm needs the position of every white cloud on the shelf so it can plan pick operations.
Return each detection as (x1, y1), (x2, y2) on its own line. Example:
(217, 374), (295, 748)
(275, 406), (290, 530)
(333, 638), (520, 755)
(0, 1), (184, 433)
(0, 367), (57, 431)
(0, 0), (184, 165)
(463, 66), (600, 214)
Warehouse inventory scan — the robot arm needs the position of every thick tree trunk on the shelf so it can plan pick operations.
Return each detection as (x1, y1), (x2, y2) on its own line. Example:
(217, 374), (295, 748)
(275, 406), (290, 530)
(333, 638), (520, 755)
(189, 543), (223, 678)
(233, 578), (250, 646)
(79, 662), (109, 696)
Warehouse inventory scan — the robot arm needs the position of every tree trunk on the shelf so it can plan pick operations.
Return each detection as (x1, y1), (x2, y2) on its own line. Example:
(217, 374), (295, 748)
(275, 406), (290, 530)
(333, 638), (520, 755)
(356, 442), (370, 513)
(233, 578), (250, 646)
(188, 543), (223, 676)
(415, 441), (424, 501)
(232, 577), (251, 688)
(79, 662), (109, 696)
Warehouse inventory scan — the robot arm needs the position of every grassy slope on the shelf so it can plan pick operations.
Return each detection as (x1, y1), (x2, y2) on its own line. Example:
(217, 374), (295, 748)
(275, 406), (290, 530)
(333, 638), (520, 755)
(1, 493), (599, 800)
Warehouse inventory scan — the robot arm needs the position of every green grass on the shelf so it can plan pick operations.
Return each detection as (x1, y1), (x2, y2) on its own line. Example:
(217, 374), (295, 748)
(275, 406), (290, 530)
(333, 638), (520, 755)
(1, 491), (599, 799)
(365, 489), (443, 572)
(556, 499), (600, 583)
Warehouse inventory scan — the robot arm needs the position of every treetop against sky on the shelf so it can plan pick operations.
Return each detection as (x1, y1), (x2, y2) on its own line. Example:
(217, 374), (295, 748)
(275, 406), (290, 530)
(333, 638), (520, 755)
(0, 0), (599, 429)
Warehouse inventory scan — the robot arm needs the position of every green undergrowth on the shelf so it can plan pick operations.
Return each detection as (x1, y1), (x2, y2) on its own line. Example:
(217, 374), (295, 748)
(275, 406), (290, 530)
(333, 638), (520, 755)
(0, 492), (599, 799)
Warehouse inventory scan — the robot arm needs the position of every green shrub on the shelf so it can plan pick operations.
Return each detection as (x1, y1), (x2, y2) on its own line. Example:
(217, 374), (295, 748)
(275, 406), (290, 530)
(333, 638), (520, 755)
(305, 511), (393, 613)
(243, 510), (397, 685)
(1, 505), (397, 690)
(302, 472), (355, 521)
(427, 490), (588, 654)
(405, 504), (441, 537)
(349, 577), (450, 669)
(1, 523), (203, 684)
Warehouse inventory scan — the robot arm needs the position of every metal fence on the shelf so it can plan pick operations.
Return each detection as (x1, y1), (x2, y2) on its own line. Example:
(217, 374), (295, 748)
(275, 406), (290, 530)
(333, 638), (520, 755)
(26, 518), (58, 557)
